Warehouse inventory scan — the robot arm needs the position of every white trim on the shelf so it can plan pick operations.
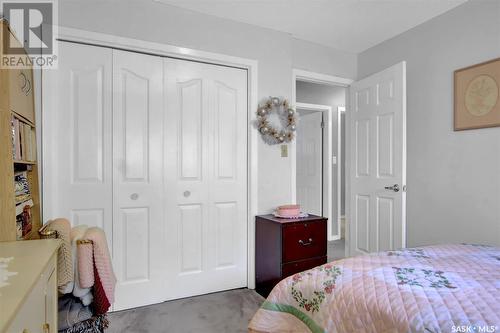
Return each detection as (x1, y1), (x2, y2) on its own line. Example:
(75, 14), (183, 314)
(43, 26), (259, 290)
(295, 102), (334, 240)
(336, 106), (346, 241)
(291, 77), (297, 203)
(345, 87), (352, 257)
(292, 70), (353, 243)
(293, 69), (353, 87)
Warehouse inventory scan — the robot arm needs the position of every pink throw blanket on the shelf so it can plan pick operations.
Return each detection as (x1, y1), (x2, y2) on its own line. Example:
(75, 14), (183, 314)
(77, 242), (94, 288)
(78, 227), (116, 305)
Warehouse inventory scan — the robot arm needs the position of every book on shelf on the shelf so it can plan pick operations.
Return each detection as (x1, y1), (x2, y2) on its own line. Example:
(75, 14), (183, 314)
(14, 171), (30, 196)
(16, 198), (34, 216)
(11, 115), (36, 162)
(16, 204), (32, 239)
(11, 117), (21, 160)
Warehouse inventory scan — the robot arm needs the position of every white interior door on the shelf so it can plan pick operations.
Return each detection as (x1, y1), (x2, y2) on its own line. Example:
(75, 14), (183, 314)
(42, 41), (113, 248)
(296, 111), (323, 216)
(112, 50), (166, 310)
(348, 61), (406, 256)
(164, 58), (248, 300)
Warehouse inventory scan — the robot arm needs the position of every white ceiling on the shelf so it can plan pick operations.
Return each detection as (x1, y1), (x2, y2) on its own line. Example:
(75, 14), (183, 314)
(155, 0), (467, 53)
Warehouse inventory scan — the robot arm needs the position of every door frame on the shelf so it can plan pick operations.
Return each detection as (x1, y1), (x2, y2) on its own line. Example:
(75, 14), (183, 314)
(295, 102), (336, 239)
(292, 70), (353, 244)
(42, 26), (259, 289)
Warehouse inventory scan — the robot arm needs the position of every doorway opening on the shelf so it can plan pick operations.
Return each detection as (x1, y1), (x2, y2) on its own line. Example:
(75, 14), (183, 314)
(295, 80), (347, 262)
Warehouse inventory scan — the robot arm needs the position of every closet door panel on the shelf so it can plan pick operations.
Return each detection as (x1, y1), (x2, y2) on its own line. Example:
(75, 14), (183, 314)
(210, 69), (247, 279)
(214, 82), (238, 180)
(179, 79), (203, 180)
(42, 41), (113, 249)
(112, 50), (165, 310)
(164, 58), (247, 300)
(122, 70), (150, 181)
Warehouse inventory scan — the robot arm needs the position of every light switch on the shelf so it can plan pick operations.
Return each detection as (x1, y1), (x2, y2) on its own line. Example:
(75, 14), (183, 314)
(332, 156), (337, 164)
(281, 145), (288, 157)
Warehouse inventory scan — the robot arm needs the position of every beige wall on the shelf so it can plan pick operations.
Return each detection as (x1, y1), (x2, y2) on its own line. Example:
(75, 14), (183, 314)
(358, 0), (500, 246)
(59, 0), (357, 213)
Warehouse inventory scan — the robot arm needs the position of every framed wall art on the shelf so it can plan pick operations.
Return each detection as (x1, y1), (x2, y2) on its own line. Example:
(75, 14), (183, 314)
(454, 57), (500, 131)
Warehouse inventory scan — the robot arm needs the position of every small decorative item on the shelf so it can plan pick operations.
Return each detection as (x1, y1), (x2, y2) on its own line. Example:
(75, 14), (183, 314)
(256, 96), (298, 144)
(454, 57), (500, 130)
(273, 204), (308, 219)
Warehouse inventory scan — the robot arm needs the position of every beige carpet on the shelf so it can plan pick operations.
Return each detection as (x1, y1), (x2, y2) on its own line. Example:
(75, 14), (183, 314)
(108, 241), (344, 332)
(107, 289), (264, 333)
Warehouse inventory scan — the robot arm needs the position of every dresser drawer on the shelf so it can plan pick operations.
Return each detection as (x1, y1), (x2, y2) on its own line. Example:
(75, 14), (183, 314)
(282, 221), (326, 263)
(282, 256), (327, 278)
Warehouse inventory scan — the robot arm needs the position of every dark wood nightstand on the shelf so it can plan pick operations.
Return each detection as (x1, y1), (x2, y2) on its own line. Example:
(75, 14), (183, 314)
(255, 214), (327, 297)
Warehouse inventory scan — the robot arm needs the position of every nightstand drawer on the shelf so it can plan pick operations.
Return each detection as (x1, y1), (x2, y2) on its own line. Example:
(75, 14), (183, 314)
(282, 256), (327, 278)
(282, 221), (326, 263)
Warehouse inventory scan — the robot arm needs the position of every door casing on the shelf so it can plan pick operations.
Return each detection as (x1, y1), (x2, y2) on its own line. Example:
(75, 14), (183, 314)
(292, 70), (354, 251)
(295, 103), (337, 240)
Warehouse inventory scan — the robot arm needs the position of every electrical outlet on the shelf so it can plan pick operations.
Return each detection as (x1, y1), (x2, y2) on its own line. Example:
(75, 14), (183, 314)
(280, 145), (288, 157)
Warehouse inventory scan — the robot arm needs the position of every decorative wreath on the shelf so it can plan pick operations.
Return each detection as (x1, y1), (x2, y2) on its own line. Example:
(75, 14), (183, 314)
(256, 97), (298, 145)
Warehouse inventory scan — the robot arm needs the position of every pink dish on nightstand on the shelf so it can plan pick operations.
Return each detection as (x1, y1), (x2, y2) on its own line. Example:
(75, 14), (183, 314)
(276, 204), (301, 217)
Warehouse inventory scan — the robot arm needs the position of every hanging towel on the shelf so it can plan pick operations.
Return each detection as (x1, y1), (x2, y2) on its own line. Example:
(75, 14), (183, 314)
(77, 241), (94, 289)
(83, 227), (116, 311)
(71, 225), (93, 306)
(45, 218), (74, 291)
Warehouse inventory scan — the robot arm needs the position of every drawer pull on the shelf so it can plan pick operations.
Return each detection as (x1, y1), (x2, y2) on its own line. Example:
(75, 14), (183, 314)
(298, 238), (313, 246)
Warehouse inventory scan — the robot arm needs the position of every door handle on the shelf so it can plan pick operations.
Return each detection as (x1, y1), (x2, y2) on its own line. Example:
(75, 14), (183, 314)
(130, 193), (139, 200)
(384, 184), (400, 192)
(298, 238), (313, 246)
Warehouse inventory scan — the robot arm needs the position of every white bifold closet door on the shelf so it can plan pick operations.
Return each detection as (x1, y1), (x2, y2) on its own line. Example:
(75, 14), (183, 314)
(43, 41), (248, 310)
(42, 42), (114, 251)
(112, 50), (167, 309)
(164, 59), (248, 300)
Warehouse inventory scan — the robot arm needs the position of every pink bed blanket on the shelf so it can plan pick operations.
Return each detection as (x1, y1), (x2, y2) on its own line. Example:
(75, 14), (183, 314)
(249, 244), (500, 333)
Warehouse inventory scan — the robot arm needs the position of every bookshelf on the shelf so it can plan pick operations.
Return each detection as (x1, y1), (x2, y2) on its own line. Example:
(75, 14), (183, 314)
(0, 20), (41, 242)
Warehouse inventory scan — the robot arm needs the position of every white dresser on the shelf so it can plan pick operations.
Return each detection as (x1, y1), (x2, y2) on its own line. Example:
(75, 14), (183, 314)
(0, 240), (60, 333)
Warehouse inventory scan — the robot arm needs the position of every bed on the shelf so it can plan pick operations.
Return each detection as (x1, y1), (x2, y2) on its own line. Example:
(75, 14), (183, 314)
(248, 244), (500, 333)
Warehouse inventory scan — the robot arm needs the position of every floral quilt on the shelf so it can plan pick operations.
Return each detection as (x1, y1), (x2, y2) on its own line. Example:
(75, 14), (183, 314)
(248, 244), (500, 333)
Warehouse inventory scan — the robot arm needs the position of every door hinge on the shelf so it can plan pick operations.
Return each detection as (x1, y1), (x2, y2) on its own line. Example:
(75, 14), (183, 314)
(403, 185), (407, 192)
(320, 121), (325, 129)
